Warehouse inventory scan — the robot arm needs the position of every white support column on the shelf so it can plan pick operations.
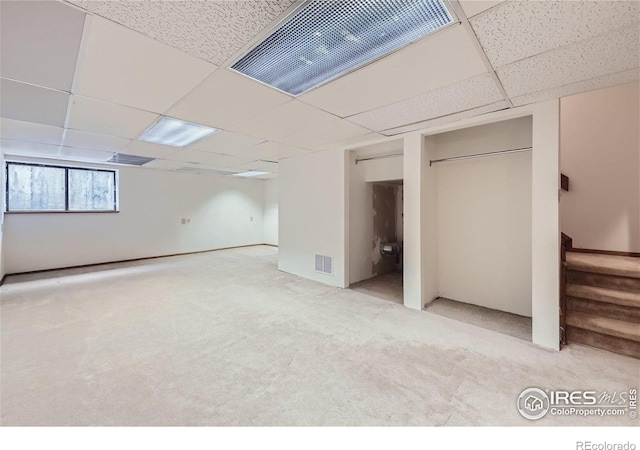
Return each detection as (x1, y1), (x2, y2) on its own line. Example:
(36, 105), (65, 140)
(403, 133), (424, 310)
(531, 100), (561, 350)
(403, 133), (437, 310)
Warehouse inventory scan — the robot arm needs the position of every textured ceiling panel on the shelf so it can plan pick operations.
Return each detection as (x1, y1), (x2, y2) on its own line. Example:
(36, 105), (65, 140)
(0, 78), (69, 127)
(472, 0), (640, 68)
(168, 69), (291, 130)
(279, 118), (374, 150)
(498, 24), (639, 98)
(69, 0), (295, 67)
(382, 100), (510, 136)
(348, 74), (503, 132)
(190, 131), (264, 155)
(74, 17), (216, 113)
(511, 68), (640, 107)
(1, 1), (85, 91)
(460, 1), (504, 18)
(299, 25), (487, 117)
(229, 100), (337, 141)
(0, 118), (64, 146)
(67, 96), (158, 139)
(63, 129), (131, 152)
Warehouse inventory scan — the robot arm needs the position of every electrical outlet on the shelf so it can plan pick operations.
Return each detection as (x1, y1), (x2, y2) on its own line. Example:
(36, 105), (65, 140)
(181, 218), (187, 224)
(187, 218), (191, 224)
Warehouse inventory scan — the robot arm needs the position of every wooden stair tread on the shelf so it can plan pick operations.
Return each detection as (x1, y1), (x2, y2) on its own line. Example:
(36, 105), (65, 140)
(566, 283), (640, 308)
(566, 252), (640, 279)
(566, 311), (640, 342)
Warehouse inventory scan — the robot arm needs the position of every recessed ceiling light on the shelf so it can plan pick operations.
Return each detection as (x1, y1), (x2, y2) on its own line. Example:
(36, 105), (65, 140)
(233, 170), (269, 178)
(231, 0), (453, 96)
(139, 117), (219, 147)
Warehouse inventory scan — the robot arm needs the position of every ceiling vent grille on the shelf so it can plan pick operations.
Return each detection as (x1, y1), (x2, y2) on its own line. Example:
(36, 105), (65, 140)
(315, 254), (333, 276)
(231, 0), (453, 95)
(108, 153), (155, 166)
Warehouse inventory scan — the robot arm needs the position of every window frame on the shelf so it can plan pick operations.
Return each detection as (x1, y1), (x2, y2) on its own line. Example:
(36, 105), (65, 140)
(5, 161), (119, 214)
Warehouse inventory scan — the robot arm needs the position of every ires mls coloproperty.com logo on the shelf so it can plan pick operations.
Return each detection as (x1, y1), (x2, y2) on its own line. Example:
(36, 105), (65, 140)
(516, 387), (638, 421)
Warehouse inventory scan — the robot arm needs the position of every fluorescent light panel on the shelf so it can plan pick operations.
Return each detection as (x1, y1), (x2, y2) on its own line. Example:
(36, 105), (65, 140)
(231, 0), (453, 96)
(233, 170), (269, 177)
(139, 117), (219, 147)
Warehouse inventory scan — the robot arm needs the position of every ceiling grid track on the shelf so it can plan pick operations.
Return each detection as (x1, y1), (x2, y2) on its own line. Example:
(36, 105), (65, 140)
(447, 0), (513, 108)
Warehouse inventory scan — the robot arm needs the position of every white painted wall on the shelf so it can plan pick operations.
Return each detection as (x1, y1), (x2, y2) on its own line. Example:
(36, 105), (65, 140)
(3, 157), (265, 273)
(560, 81), (640, 253)
(0, 151), (5, 280)
(278, 102), (559, 349)
(263, 178), (278, 246)
(348, 152), (374, 285)
(278, 149), (347, 288)
(363, 156), (403, 182)
(434, 117), (533, 317)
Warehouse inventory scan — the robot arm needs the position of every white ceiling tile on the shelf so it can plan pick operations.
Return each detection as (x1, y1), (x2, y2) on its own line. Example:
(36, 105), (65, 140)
(471, 0), (640, 68)
(0, 139), (60, 159)
(1, 139), (114, 164)
(63, 129), (131, 152)
(0, 118), (64, 146)
(256, 173), (278, 180)
(141, 159), (186, 171)
(58, 146), (114, 163)
(315, 132), (386, 152)
(81, 0), (295, 67)
(0, 78), (69, 127)
(229, 100), (337, 141)
(279, 118), (373, 150)
(299, 25), (487, 117)
(198, 153), (256, 168)
(348, 73), (503, 132)
(497, 24), (639, 98)
(67, 96), (158, 139)
(163, 148), (220, 164)
(232, 160), (279, 173)
(73, 17), (216, 113)
(249, 141), (307, 160)
(351, 139), (405, 158)
(460, 1), (505, 18)
(1, 1), (85, 91)
(189, 130), (264, 154)
(382, 100), (511, 136)
(121, 140), (178, 159)
(168, 69), (291, 129)
(511, 68), (640, 107)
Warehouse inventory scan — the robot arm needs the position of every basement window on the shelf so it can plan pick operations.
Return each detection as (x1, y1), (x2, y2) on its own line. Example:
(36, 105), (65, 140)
(5, 162), (118, 213)
(231, 0), (454, 95)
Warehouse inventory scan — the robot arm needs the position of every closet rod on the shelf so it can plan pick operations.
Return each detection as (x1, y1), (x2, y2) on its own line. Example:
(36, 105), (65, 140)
(355, 153), (403, 165)
(429, 146), (532, 166)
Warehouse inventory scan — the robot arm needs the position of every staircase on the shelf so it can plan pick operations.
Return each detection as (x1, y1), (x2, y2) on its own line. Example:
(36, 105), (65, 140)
(563, 251), (640, 358)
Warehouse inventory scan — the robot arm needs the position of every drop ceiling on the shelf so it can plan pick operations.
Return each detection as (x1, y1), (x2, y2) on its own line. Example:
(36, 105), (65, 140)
(0, 0), (637, 180)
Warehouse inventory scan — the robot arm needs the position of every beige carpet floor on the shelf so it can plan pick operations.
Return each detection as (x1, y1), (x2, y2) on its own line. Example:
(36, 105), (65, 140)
(1, 246), (638, 426)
